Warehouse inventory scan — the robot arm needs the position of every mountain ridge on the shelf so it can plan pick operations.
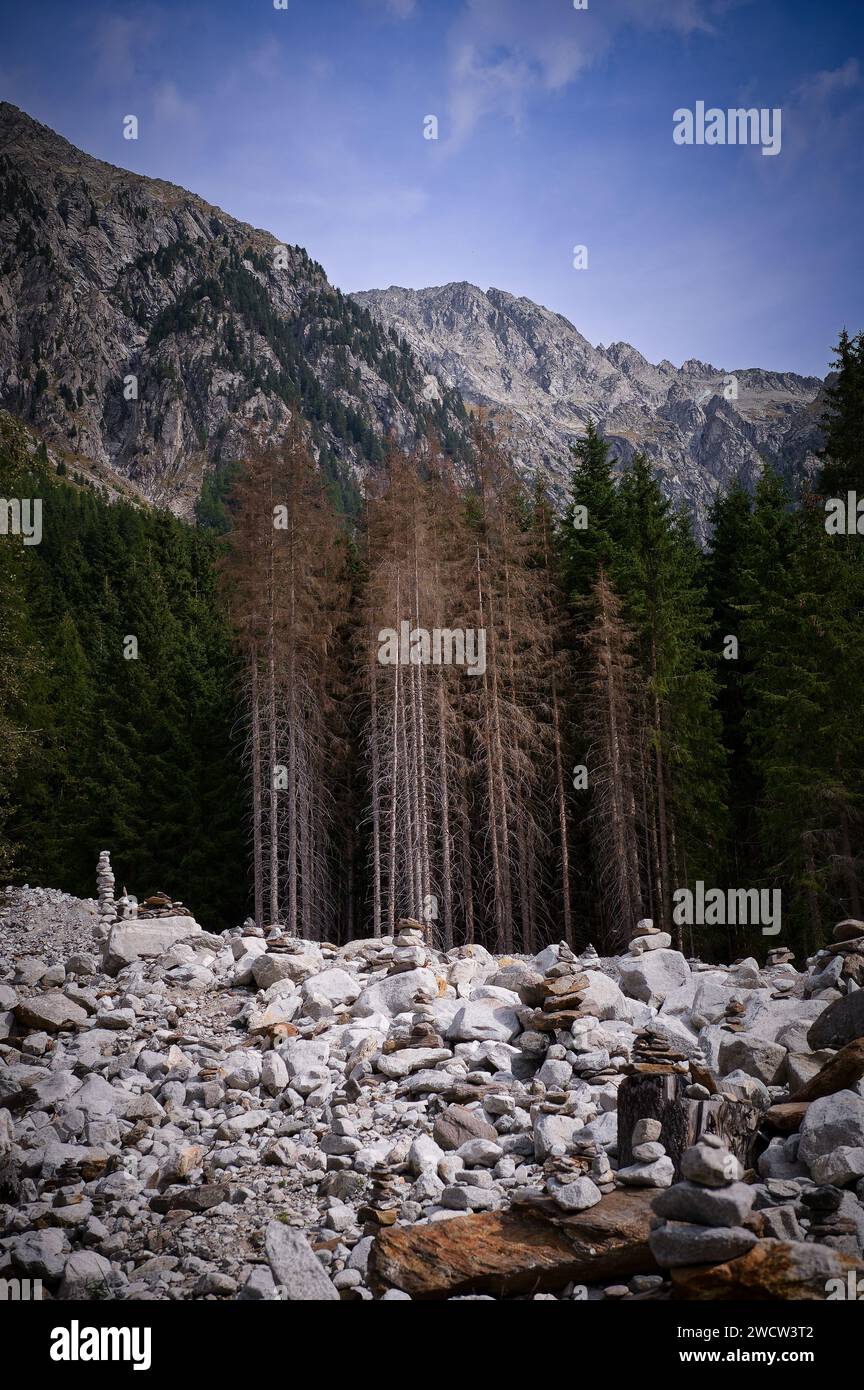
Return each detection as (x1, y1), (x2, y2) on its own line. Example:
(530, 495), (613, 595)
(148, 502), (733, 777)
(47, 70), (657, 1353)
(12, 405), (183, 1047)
(351, 281), (826, 536)
(0, 103), (826, 533)
(0, 102), (471, 518)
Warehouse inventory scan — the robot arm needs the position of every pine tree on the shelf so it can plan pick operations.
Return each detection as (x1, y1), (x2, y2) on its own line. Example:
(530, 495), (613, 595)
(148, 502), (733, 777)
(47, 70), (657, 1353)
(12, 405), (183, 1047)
(819, 329), (864, 495)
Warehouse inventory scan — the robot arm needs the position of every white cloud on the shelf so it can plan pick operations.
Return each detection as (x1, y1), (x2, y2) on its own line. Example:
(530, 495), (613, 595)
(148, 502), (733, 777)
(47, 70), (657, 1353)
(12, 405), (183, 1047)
(92, 14), (158, 85)
(795, 57), (861, 106)
(443, 0), (718, 146)
(365, 0), (417, 19)
(152, 80), (197, 130)
(778, 58), (863, 165)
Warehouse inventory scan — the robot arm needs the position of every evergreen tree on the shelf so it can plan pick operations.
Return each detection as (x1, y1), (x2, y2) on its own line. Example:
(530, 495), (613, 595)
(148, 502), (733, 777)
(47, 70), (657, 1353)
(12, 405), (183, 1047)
(819, 329), (864, 495)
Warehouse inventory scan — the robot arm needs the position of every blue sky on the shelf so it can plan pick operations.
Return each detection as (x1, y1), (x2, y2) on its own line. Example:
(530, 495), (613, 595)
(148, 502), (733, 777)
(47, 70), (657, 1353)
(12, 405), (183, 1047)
(1, 0), (861, 378)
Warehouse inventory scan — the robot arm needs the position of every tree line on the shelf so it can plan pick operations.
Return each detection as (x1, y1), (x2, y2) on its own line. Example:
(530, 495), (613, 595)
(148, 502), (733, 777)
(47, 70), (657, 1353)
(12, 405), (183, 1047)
(1, 329), (862, 957)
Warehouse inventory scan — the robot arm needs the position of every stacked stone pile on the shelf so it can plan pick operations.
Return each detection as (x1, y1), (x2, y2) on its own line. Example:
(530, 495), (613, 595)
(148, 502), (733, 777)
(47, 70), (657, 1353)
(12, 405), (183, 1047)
(95, 850), (116, 943)
(616, 1118), (674, 1189)
(139, 892), (193, 919)
(648, 1136), (758, 1266)
(628, 918), (672, 954)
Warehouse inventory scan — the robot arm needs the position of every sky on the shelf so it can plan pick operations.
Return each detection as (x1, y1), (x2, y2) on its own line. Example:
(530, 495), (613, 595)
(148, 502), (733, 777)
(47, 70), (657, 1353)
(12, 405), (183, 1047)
(1, 0), (862, 379)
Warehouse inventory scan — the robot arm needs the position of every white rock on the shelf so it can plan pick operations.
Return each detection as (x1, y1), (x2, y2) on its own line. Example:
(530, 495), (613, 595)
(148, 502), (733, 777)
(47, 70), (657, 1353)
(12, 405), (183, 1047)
(618, 950), (690, 1007)
(447, 1001), (519, 1043)
(351, 967), (440, 1019)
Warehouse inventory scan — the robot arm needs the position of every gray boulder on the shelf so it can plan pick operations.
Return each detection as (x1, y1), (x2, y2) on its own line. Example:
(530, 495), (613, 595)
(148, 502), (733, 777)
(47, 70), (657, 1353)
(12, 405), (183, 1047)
(618, 950), (690, 1007)
(649, 1221), (758, 1267)
(808, 990), (864, 1050)
(264, 1222), (339, 1301)
(719, 1032), (786, 1085)
(798, 1090), (864, 1171)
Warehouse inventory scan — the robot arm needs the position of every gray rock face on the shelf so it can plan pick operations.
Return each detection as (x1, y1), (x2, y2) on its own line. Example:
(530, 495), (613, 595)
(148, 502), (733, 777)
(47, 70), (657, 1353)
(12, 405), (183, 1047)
(353, 282), (824, 540)
(618, 949), (691, 1007)
(263, 1222), (339, 1301)
(0, 104), (822, 539)
(719, 1032), (787, 1085)
(808, 990), (864, 1050)
(798, 1091), (864, 1171)
(0, 104), (472, 518)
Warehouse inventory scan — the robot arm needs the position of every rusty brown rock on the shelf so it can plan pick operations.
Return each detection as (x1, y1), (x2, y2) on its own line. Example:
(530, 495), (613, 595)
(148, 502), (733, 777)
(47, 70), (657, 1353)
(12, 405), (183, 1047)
(671, 1239), (864, 1300)
(368, 1188), (658, 1298)
(833, 919), (864, 943)
(788, 1037), (864, 1104)
(541, 974), (589, 998)
(842, 954), (864, 987)
(764, 1101), (810, 1132)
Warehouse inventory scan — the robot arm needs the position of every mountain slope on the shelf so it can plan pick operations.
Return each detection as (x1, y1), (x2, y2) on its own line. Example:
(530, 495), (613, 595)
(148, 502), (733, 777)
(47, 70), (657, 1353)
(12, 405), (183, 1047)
(0, 104), (825, 533)
(0, 104), (471, 516)
(352, 282), (826, 534)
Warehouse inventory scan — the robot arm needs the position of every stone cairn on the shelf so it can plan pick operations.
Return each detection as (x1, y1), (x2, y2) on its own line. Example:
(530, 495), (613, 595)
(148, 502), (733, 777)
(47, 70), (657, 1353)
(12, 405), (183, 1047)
(616, 1117), (674, 1190)
(628, 1023), (690, 1076)
(388, 918), (431, 973)
(801, 1186), (863, 1259)
(115, 887), (137, 921)
(95, 850), (117, 944)
(648, 1134), (757, 1268)
(542, 1139), (613, 1212)
(138, 891), (192, 919)
(628, 917), (672, 955)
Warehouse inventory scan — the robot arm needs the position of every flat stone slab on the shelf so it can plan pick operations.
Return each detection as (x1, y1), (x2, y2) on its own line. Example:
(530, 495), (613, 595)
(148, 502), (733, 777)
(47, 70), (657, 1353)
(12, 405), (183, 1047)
(14, 992), (89, 1033)
(104, 917), (202, 971)
(790, 1037), (864, 1102)
(368, 1188), (658, 1299)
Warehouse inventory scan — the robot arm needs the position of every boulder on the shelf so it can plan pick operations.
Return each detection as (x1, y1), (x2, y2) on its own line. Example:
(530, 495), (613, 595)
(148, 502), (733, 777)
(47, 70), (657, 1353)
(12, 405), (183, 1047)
(433, 1104), (498, 1152)
(368, 1189), (659, 1298)
(807, 990), (864, 1050)
(447, 1001), (519, 1043)
(351, 967), (440, 1019)
(834, 919), (864, 943)
(652, 1180), (755, 1226)
(719, 1032), (786, 1085)
(301, 967), (360, 1006)
(798, 1090), (864, 1171)
(103, 917), (202, 972)
(264, 1221), (339, 1301)
(533, 1113), (585, 1161)
(11, 1227), (69, 1281)
(14, 992), (88, 1033)
(670, 1239), (864, 1300)
(650, 1222), (758, 1267)
(251, 954), (299, 990)
(577, 972), (629, 1021)
(789, 1037), (864, 1103)
(618, 950), (690, 1007)
(809, 1147), (864, 1187)
(58, 1250), (113, 1299)
(553, 1177), (603, 1211)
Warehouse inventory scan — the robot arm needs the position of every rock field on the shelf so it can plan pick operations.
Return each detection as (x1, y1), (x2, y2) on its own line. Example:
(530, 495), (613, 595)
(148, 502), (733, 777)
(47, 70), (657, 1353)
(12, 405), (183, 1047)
(2, 866), (864, 1302)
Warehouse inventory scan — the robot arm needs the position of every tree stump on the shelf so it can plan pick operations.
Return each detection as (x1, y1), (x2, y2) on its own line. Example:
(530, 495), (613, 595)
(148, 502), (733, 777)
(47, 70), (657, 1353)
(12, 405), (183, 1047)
(617, 1073), (761, 1176)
